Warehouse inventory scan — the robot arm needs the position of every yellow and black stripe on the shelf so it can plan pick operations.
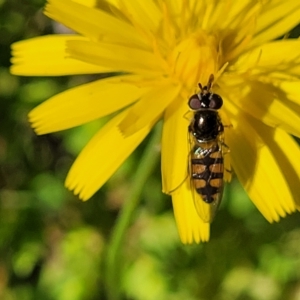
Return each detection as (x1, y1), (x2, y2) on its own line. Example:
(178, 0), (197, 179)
(191, 144), (224, 204)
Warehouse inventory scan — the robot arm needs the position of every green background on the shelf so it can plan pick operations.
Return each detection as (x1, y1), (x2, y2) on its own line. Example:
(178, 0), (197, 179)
(1, 1), (300, 299)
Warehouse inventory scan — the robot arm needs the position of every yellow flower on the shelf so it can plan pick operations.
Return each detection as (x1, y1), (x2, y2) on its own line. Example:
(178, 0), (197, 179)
(11, 0), (300, 244)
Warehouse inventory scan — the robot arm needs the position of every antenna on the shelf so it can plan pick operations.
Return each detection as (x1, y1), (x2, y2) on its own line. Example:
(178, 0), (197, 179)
(207, 74), (214, 91)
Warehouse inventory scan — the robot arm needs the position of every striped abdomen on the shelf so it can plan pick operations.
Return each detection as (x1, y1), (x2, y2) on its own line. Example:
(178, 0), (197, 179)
(191, 144), (224, 203)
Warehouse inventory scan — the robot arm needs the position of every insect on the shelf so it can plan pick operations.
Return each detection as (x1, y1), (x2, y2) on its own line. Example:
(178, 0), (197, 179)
(188, 74), (226, 223)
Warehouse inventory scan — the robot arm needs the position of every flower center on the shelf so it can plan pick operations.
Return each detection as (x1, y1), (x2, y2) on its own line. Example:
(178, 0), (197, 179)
(169, 30), (220, 92)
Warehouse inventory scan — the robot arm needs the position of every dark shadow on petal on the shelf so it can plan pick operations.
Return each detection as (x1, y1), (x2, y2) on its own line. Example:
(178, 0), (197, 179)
(249, 117), (300, 208)
(225, 109), (259, 189)
(227, 79), (300, 138)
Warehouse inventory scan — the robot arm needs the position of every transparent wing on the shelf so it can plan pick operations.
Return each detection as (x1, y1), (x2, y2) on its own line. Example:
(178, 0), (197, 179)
(189, 133), (224, 223)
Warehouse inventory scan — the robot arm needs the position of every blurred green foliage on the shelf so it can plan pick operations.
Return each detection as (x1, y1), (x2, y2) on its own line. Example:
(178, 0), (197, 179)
(1, 1), (300, 299)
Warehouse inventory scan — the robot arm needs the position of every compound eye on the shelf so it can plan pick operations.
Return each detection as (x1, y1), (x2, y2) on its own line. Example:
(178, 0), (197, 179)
(188, 94), (201, 110)
(209, 94), (223, 109)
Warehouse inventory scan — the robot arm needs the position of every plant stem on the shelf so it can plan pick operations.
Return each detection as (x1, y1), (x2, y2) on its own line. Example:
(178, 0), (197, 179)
(105, 123), (162, 300)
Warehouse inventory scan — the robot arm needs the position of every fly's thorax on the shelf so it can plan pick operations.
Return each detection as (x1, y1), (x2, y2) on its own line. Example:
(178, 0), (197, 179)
(190, 110), (223, 142)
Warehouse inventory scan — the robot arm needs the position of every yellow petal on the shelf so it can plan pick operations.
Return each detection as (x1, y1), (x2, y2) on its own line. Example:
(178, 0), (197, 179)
(171, 179), (210, 244)
(119, 82), (180, 136)
(45, 0), (147, 48)
(111, 0), (161, 34)
(277, 81), (300, 105)
(65, 109), (151, 200)
(259, 127), (300, 210)
(72, 0), (96, 7)
(251, 0), (300, 47)
(29, 75), (150, 134)
(209, 1), (259, 60)
(220, 75), (300, 138)
(161, 95), (190, 194)
(66, 39), (163, 75)
(10, 35), (106, 76)
(104, 0), (119, 6)
(162, 0), (183, 16)
(225, 101), (296, 222)
(232, 40), (300, 77)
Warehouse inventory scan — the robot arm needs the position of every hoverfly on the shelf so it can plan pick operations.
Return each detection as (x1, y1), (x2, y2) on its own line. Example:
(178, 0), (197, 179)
(188, 74), (227, 223)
